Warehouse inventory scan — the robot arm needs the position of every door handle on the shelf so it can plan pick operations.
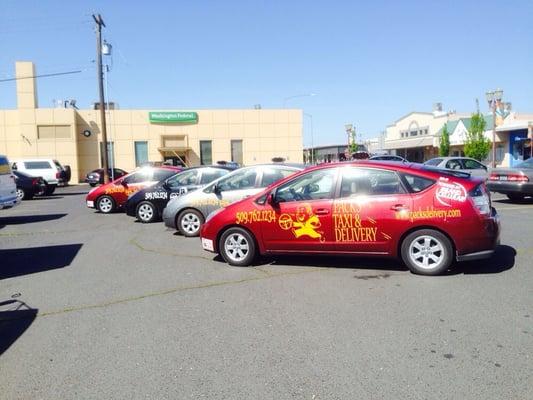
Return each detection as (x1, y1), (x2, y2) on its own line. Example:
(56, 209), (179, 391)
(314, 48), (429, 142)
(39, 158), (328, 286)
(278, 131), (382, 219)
(315, 208), (330, 215)
(390, 204), (408, 211)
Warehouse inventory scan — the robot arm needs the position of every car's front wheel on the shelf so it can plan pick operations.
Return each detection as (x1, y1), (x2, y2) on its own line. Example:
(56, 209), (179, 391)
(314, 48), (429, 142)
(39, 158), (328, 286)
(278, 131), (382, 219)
(16, 188), (25, 201)
(97, 195), (115, 214)
(89, 182), (97, 187)
(136, 201), (157, 223)
(177, 209), (204, 237)
(401, 229), (453, 275)
(219, 227), (257, 266)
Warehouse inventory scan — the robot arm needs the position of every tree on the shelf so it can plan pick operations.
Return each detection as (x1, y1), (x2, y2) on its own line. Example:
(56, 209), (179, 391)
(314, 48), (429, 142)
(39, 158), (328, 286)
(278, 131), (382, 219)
(439, 124), (450, 156)
(464, 112), (490, 161)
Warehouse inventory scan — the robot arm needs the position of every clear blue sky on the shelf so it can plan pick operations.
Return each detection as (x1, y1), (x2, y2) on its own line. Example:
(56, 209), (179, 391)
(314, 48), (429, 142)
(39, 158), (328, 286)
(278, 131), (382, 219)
(2, 0), (532, 147)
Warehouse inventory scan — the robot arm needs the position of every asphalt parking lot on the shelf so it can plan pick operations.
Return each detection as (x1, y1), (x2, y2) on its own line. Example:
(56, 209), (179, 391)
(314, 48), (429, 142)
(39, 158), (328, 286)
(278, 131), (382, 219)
(0, 185), (532, 400)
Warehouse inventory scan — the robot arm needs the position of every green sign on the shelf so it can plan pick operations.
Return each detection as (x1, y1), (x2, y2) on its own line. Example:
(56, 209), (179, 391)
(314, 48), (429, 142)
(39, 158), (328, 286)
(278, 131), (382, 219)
(149, 111), (198, 123)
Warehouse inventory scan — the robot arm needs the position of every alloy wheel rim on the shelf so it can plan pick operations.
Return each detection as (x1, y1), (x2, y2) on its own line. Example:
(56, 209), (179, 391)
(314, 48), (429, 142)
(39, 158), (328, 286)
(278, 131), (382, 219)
(138, 204), (153, 221)
(224, 233), (249, 262)
(181, 213), (200, 234)
(409, 235), (444, 270)
(16, 188), (24, 200)
(99, 197), (113, 212)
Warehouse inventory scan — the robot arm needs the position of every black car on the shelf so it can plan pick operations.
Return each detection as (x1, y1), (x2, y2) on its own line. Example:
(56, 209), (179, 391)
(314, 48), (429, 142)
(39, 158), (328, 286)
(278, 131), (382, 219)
(125, 166), (236, 223)
(85, 168), (128, 186)
(13, 170), (46, 200)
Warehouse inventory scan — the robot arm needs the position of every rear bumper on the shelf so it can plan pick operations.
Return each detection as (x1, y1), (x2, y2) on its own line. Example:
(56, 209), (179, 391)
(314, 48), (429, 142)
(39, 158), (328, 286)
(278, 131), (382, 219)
(0, 195), (21, 209)
(487, 181), (533, 195)
(456, 207), (500, 262)
(457, 249), (495, 262)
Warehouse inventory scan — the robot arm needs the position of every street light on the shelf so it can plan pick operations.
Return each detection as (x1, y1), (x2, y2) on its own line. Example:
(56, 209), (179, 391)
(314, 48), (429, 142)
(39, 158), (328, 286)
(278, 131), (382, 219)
(283, 93), (317, 108)
(486, 88), (503, 168)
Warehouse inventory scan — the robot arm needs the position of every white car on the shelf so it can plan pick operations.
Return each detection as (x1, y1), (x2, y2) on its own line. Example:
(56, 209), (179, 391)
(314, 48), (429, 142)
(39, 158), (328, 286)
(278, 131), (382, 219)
(0, 155), (20, 209)
(10, 158), (66, 195)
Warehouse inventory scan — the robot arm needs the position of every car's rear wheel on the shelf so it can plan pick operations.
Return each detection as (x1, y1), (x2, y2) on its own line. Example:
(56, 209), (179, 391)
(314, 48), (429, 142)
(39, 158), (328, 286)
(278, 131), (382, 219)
(44, 184), (56, 196)
(506, 193), (525, 202)
(178, 209), (204, 237)
(401, 229), (453, 276)
(219, 227), (257, 266)
(89, 182), (97, 187)
(136, 201), (157, 223)
(97, 195), (115, 214)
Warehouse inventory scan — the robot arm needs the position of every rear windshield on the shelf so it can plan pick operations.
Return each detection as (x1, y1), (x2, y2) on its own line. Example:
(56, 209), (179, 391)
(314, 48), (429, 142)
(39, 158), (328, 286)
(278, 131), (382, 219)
(420, 165), (471, 179)
(24, 161), (52, 169)
(0, 156), (9, 175)
(425, 158), (443, 166)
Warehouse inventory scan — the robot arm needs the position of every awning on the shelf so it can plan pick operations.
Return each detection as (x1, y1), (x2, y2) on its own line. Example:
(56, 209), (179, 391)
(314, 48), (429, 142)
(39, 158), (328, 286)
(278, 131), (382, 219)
(382, 137), (434, 150)
(157, 146), (191, 153)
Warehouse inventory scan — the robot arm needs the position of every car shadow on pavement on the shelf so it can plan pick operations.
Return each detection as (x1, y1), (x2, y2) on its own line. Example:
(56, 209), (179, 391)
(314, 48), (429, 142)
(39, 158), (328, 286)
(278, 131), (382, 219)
(0, 213), (67, 229)
(452, 245), (516, 275)
(0, 299), (38, 356)
(493, 198), (533, 205)
(260, 255), (407, 272)
(33, 196), (64, 200)
(0, 244), (82, 280)
(54, 191), (90, 196)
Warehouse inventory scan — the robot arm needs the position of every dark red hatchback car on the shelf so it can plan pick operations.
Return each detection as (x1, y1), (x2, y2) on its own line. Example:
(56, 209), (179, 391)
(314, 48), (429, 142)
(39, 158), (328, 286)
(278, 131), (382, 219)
(200, 161), (500, 275)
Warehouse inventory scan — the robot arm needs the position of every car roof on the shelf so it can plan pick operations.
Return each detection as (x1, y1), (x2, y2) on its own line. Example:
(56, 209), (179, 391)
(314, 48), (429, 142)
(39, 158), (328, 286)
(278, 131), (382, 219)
(181, 165), (236, 171)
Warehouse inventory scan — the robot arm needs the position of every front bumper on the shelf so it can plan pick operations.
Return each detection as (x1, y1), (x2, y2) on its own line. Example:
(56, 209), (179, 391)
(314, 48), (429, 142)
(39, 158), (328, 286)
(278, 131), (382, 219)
(0, 195), (21, 209)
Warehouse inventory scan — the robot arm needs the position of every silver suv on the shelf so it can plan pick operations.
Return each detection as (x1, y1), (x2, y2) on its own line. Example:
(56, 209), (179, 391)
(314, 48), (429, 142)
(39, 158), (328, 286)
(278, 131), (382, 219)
(163, 164), (303, 237)
(0, 155), (20, 209)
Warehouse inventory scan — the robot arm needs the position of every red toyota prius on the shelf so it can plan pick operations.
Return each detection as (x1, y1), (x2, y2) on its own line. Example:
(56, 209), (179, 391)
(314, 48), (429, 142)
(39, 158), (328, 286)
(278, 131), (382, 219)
(200, 161), (500, 275)
(86, 165), (182, 213)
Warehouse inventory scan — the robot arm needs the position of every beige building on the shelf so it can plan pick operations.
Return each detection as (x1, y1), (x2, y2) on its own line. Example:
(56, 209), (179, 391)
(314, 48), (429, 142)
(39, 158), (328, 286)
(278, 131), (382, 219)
(0, 62), (303, 182)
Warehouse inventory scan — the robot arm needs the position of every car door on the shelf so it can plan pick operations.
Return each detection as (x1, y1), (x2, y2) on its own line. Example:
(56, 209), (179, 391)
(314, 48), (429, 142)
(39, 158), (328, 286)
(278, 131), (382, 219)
(260, 167), (338, 252)
(333, 166), (413, 254)
(166, 169), (200, 199)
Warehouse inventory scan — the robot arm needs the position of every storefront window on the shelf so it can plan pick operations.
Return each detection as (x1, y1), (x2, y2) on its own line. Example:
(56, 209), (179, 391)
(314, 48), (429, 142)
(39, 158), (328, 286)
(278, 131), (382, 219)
(200, 140), (212, 165)
(134, 141), (148, 167)
(231, 140), (243, 165)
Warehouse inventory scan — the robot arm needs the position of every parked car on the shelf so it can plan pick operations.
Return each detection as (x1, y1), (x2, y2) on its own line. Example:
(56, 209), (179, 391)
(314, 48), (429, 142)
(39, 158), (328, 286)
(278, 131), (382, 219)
(424, 157), (488, 179)
(200, 161), (500, 276)
(85, 168), (128, 187)
(0, 155), (20, 209)
(125, 165), (236, 223)
(10, 158), (67, 195)
(163, 164), (304, 237)
(13, 170), (46, 200)
(86, 166), (182, 214)
(369, 155), (407, 162)
(487, 157), (533, 201)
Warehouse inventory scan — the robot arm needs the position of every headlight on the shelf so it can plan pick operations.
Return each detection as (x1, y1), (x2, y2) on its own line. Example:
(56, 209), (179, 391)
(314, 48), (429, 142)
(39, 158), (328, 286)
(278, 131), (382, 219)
(205, 208), (223, 223)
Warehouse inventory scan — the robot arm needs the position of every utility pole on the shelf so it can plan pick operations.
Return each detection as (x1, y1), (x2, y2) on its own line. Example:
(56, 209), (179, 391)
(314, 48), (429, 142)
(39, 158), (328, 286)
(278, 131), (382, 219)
(93, 14), (110, 184)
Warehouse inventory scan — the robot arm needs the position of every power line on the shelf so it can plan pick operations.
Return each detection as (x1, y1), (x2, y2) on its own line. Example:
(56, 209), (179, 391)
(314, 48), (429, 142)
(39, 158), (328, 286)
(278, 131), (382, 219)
(0, 70), (82, 83)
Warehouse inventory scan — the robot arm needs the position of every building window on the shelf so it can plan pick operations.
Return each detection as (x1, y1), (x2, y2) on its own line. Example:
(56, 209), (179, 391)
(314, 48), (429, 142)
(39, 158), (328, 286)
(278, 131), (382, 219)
(134, 141), (148, 167)
(100, 142), (115, 168)
(200, 140), (212, 165)
(37, 125), (71, 139)
(231, 140), (243, 165)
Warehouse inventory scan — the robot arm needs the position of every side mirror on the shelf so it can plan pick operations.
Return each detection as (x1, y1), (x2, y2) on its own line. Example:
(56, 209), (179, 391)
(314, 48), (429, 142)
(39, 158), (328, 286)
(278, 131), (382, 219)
(213, 183), (221, 194)
(121, 180), (128, 187)
(267, 189), (278, 206)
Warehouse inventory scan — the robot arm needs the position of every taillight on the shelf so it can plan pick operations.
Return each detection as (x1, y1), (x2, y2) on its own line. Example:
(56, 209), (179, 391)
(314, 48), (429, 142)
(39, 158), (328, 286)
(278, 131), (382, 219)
(56, 171), (61, 178)
(32, 178), (39, 185)
(490, 173), (529, 182)
(469, 183), (491, 215)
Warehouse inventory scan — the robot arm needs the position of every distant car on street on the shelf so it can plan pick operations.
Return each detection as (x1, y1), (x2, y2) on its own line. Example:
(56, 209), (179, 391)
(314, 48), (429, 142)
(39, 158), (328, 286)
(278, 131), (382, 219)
(125, 165), (236, 223)
(487, 157), (533, 201)
(163, 164), (304, 237)
(85, 168), (128, 187)
(0, 155), (19, 209)
(369, 155), (407, 162)
(13, 170), (46, 200)
(86, 166), (182, 214)
(200, 160), (500, 276)
(424, 157), (488, 179)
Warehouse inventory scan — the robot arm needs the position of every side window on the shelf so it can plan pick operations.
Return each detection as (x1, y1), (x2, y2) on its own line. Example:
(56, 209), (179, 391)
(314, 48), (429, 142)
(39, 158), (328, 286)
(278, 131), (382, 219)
(260, 167), (297, 187)
(276, 168), (337, 203)
(167, 170), (198, 188)
(123, 170), (152, 184)
(11, 162), (17, 170)
(24, 161), (52, 169)
(217, 169), (257, 192)
(402, 173), (435, 193)
(463, 159), (484, 170)
(154, 169), (178, 182)
(339, 168), (404, 198)
(199, 169), (228, 184)
(445, 159), (462, 170)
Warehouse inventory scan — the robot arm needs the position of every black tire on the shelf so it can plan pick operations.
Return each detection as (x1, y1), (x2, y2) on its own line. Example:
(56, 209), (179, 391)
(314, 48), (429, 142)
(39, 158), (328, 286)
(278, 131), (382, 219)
(506, 193), (525, 202)
(89, 183), (97, 187)
(401, 229), (453, 276)
(44, 184), (56, 196)
(136, 201), (158, 223)
(177, 209), (204, 237)
(22, 190), (34, 200)
(96, 195), (116, 214)
(219, 227), (257, 267)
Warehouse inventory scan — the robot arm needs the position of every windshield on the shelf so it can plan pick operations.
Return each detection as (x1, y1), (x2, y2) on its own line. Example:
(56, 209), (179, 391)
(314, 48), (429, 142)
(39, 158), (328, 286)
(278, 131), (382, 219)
(515, 158), (533, 169)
